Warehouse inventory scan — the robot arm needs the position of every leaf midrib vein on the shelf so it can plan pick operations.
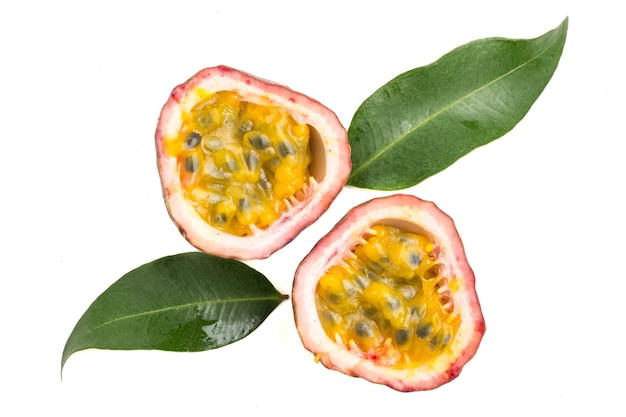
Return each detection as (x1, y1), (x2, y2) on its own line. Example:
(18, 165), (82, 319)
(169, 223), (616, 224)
(86, 295), (281, 334)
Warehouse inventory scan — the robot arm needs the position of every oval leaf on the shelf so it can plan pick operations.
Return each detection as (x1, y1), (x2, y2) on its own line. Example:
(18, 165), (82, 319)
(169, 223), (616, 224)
(347, 18), (568, 190)
(61, 252), (286, 372)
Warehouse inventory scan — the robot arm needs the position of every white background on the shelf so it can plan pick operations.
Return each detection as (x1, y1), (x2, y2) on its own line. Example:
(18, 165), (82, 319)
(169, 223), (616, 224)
(1, 1), (624, 415)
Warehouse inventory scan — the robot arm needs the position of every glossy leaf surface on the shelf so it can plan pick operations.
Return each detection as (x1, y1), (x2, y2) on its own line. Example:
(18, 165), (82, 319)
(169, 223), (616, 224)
(62, 252), (286, 371)
(347, 18), (568, 190)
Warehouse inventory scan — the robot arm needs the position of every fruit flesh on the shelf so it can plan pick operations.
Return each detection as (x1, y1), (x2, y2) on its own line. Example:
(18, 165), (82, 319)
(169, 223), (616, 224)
(165, 90), (312, 237)
(294, 194), (484, 391)
(156, 66), (351, 260)
(315, 224), (461, 368)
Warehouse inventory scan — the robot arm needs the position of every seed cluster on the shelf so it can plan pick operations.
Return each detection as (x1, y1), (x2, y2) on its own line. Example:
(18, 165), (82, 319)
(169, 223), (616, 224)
(315, 225), (461, 368)
(169, 91), (312, 236)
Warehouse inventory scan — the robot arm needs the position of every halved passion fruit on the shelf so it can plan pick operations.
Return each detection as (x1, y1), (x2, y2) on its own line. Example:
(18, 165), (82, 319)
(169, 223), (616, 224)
(293, 194), (485, 391)
(156, 66), (350, 259)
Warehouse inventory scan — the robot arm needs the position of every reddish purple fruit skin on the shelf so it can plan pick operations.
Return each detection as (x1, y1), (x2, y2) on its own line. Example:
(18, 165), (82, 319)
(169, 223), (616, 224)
(155, 66), (351, 260)
(293, 194), (486, 392)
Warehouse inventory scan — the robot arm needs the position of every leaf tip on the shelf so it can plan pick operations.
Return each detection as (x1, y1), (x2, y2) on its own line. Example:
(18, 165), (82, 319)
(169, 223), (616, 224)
(60, 357), (67, 381)
(60, 350), (71, 381)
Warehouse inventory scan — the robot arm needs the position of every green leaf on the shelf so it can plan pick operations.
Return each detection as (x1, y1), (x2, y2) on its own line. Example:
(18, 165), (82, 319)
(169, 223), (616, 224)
(61, 252), (286, 373)
(347, 17), (568, 190)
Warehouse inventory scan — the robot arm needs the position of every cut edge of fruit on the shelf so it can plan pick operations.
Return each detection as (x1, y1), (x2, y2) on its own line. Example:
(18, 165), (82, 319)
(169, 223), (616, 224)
(293, 194), (485, 391)
(156, 66), (350, 259)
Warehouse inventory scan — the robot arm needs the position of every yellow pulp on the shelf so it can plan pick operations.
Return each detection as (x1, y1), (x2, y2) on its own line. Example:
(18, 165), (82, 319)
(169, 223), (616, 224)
(167, 91), (312, 236)
(315, 225), (461, 368)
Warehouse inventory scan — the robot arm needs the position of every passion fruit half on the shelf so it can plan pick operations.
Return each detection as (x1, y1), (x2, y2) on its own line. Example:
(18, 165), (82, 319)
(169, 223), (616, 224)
(293, 194), (485, 391)
(156, 66), (350, 259)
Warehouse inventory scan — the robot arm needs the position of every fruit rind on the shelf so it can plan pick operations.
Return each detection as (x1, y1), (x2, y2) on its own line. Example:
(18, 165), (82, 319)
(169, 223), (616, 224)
(293, 194), (485, 391)
(156, 66), (350, 259)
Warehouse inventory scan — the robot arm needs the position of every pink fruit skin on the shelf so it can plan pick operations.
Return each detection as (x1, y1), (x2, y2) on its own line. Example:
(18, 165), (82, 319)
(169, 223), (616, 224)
(156, 66), (351, 260)
(293, 194), (485, 391)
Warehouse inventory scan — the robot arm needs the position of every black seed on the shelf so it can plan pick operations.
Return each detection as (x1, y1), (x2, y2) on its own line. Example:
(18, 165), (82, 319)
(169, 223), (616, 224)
(395, 329), (409, 346)
(184, 155), (199, 173)
(321, 311), (340, 326)
(366, 269), (379, 280)
(429, 333), (441, 349)
(355, 321), (374, 339)
(415, 304), (427, 319)
(213, 213), (227, 223)
(248, 133), (270, 149)
(354, 274), (370, 289)
(184, 132), (202, 149)
(398, 285), (416, 300)
(398, 235), (417, 245)
(408, 252), (421, 267)
(266, 157), (281, 173)
(327, 293), (342, 304)
(386, 295), (401, 311)
(239, 119), (254, 133)
(343, 280), (359, 298)
(259, 168), (272, 190)
(409, 306), (422, 322)
(278, 141), (295, 157)
(416, 322), (433, 339)
(441, 333), (451, 348)
(238, 197), (251, 212)
(246, 151), (259, 171)
(226, 158), (239, 172)
(366, 261), (385, 274)
(363, 307), (378, 319)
